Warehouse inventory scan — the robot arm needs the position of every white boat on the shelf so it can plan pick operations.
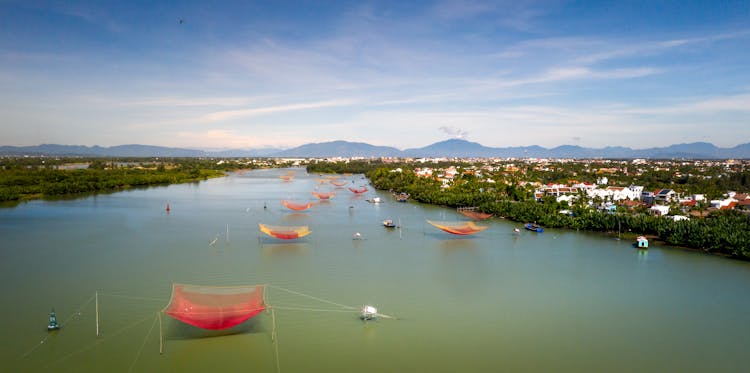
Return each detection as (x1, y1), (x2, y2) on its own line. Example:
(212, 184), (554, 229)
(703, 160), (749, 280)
(636, 236), (649, 248)
(360, 305), (378, 320)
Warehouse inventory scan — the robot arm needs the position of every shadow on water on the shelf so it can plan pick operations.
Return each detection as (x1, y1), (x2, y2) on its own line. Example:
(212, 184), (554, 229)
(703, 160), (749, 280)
(260, 243), (310, 257)
(438, 237), (478, 252)
(282, 212), (310, 222)
(165, 317), (264, 340)
(435, 238), (488, 299)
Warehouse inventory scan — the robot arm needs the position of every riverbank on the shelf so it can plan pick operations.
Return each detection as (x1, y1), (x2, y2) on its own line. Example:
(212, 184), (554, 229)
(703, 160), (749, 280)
(359, 167), (750, 261)
(0, 167), (228, 204)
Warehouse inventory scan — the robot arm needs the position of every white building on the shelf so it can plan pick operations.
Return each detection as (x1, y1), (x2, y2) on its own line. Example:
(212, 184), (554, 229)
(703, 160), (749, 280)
(650, 205), (670, 216)
(587, 186), (639, 201)
(628, 185), (644, 200)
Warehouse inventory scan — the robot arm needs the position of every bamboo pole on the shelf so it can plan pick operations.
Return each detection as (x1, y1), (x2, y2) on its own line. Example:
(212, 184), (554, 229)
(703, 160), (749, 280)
(271, 308), (280, 373)
(95, 291), (99, 337)
(263, 285), (269, 313)
(158, 312), (163, 354)
(271, 308), (276, 341)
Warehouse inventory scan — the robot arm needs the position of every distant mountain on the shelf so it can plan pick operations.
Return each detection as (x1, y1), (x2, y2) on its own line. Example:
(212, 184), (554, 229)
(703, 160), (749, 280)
(404, 139), (497, 157)
(206, 148), (283, 157)
(0, 144), (206, 157)
(273, 140), (402, 157)
(402, 140), (750, 159)
(643, 142), (721, 159)
(2, 140), (749, 159)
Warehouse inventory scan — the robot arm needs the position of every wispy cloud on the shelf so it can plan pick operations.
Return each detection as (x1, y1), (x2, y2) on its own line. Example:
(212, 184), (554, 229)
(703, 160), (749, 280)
(203, 99), (358, 122)
(431, 0), (547, 31)
(615, 93), (750, 115)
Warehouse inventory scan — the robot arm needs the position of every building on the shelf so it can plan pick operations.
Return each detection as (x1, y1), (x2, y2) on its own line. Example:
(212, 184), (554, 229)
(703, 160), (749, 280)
(641, 191), (656, 205)
(650, 205), (670, 216)
(654, 189), (677, 203)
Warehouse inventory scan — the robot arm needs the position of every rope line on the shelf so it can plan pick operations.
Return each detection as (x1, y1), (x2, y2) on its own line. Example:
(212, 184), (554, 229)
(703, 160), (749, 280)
(267, 285), (356, 310)
(20, 293), (96, 359)
(271, 306), (355, 313)
(127, 314), (158, 373)
(99, 293), (165, 302)
(41, 313), (156, 369)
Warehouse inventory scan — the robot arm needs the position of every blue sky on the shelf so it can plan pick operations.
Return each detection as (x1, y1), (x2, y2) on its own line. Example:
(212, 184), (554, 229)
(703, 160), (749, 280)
(1, 0), (749, 150)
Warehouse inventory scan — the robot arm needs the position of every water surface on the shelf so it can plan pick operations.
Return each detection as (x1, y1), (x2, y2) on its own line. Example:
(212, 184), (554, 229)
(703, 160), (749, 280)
(1, 168), (749, 372)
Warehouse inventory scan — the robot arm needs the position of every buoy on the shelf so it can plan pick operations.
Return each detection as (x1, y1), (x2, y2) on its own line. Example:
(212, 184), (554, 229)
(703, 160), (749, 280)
(166, 203), (171, 213)
(48, 308), (60, 331)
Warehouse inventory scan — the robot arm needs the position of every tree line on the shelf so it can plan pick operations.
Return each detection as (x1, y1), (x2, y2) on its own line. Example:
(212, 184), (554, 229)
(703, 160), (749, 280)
(0, 158), (264, 203)
(307, 162), (750, 260)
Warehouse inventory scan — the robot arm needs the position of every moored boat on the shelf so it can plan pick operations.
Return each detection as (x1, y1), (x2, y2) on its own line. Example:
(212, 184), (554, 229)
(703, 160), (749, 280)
(524, 223), (544, 233)
(383, 219), (396, 228)
(636, 236), (649, 248)
(394, 192), (410, 202)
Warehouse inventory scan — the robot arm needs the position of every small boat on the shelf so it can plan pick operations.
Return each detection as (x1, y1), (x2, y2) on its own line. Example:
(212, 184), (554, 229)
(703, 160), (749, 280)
(360, 305), (378, 320)
(48, 308), (60, 331)
(636, 236), (649, 249)
(513, 228), (521, 233)
(367, 197), (382, 204)
(383, 219), (396, 228)
(395, 192), (409, 202)
(524, 223), (544, 233)
(352, 232), (362, 240)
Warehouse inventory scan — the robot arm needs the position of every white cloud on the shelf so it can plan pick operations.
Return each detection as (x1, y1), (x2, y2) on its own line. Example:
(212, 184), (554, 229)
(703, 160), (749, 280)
(202, 99), (358, 122)
(439, 126), (470, 139)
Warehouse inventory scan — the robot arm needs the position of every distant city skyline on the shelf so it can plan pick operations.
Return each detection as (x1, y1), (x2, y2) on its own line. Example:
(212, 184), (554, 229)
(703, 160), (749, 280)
(1, 1), (749, 150)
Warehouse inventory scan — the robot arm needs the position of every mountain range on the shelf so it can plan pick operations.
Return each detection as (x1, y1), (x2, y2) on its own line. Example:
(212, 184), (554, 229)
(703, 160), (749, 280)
(1, 139), (749, 159)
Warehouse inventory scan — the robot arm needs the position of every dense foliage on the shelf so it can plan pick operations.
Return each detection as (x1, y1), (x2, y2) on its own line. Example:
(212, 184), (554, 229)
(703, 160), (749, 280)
(362, 166), (750, 260)
(0, 157), (263, 202)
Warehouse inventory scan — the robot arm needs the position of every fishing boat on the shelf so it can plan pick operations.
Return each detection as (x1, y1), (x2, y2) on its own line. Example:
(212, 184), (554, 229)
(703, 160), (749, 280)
(48, 309), (60, 331)
(360, 305), (378, 320)
(383, 219), (396, 228)
(524, 223), (544, 233)
(636, 236), (649, 248)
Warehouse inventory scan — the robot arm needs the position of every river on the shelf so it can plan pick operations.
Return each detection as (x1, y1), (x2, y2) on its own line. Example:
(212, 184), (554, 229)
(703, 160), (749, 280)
(1, 168), (749, 372)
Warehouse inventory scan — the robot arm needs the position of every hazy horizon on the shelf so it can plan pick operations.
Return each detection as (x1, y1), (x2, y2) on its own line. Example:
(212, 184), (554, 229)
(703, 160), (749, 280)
(2, 1), (749, 149)
(3, 138), (749, 154)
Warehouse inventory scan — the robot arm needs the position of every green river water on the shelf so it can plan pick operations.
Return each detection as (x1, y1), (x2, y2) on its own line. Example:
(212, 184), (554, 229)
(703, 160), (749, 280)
(1, 168), (749, 372)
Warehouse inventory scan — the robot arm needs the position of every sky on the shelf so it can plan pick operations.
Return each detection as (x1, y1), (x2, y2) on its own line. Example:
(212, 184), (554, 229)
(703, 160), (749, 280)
(1, 0), (749, 150)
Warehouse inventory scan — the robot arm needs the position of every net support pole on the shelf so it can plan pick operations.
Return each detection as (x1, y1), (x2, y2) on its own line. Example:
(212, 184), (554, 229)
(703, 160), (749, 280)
(95, 291), (100, 337)
(271, 308), (277, 341)
(272, 308), (280, 373)
(158, 311), (163, 354)
(263, 285), (269, 313)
